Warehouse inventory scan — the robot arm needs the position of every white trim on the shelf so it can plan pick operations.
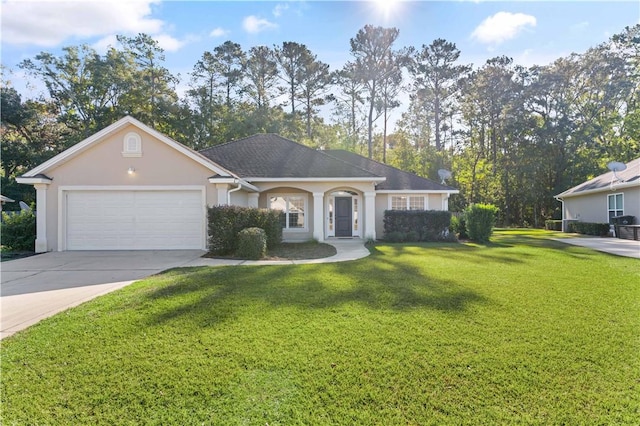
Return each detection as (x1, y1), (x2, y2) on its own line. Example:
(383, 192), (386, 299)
(24, 116), (236, 179)
(607, 192), (624, 222)
(377, 189), (459, 194)
(207, 177), (259, 192)
(247, 177), (386, 183)
(58, 185), (207, 251)
(267, 192), (309, 232)
(34, 184), (48, 252)
(122, 131), (142, 157)
(16, 177), (52, 185)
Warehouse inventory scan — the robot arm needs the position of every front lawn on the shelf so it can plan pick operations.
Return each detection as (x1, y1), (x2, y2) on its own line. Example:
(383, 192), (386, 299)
(2, 230), (639, 424)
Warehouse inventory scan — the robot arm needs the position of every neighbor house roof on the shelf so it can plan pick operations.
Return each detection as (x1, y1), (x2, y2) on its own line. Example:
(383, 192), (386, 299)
(199, 134), (382, 180)
(324, 150), (458, 192)
(556, 157), (640, 198)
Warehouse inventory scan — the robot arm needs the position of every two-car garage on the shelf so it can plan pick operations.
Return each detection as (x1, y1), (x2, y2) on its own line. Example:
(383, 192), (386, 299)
(64, 189), (205, 250)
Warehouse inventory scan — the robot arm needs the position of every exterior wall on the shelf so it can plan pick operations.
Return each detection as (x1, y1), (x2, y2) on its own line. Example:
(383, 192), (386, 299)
(375, 193), (451, 239)
(39, 123), (220, 251)
(564, 188), (640, 224)
(375, 195), (388, 239)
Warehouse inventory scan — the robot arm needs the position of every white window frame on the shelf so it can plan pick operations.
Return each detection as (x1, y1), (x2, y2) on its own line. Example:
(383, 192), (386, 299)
(389, 194), (429, 211)
(607, 193), (624, 220)
(269, 193), (308, 231)
(122, 132), (142, 157)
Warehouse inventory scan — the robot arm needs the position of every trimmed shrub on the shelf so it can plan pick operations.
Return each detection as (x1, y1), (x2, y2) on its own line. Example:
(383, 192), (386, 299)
(1, 210), (36, 251)
(208, 206), (282, 255)
(545, 220), (563, 231)
(450, 214), (468, 239)
(237, 227), (267, 260)
(465, 204), (499, 243)
(568, 222), (610, 236)
(383, 210), (452, 242)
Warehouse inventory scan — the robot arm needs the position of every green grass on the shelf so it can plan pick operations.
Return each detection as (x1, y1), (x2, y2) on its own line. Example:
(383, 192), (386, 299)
(2, 229), (639, 425)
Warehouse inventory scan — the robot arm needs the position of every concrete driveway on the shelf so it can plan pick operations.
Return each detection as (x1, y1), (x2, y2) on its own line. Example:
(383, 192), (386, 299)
(1, 250), (205, 339)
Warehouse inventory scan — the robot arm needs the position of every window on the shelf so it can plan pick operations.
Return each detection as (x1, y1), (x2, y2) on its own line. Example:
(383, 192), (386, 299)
(409, 196), (425, 210)
(122, 132), (142, 157)
(391, 196), (408, 210)
(269, 195), (307, 230)
(391, 195), (426, 211)
(608, 193), (624, 220)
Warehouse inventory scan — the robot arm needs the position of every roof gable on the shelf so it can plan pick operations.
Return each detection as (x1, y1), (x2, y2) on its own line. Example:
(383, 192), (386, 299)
(199, 134), (381, 180)
(324, 150), (458, 192)
(22, 116), (235, 178)
(557, 157), (640, 198)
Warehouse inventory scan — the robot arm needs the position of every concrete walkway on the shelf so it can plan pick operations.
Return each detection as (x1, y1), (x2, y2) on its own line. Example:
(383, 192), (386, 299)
(552, 236), (640, 259)
(184, 238), (370, 267)
(0, 240), (369, 339)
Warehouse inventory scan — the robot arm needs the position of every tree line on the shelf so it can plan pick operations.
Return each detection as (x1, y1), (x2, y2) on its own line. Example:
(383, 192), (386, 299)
(2, 25), (638, 226)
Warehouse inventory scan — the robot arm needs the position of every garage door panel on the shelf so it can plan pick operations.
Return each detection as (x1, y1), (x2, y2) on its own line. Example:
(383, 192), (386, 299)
(66, 190), (204, 250)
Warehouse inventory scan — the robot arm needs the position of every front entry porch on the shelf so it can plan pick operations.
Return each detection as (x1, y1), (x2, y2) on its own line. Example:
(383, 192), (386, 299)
(325, 190), (361, 239)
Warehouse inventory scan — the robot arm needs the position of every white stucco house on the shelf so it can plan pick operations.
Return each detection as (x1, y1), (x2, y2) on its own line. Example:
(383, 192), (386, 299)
(555, 157), (640, 231)
(17, 116), (458, 252)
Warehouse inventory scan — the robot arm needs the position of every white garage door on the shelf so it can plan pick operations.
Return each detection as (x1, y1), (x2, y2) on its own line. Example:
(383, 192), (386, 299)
(66, 190), (204, 250)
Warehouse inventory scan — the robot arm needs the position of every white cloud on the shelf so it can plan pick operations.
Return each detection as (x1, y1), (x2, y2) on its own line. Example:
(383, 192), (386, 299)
(471, 12), (537, 45)
(242, 15), (278, 34)
(154, 34), (186, 52)
(273, 3), (289, 17)
(2, 0), (164, 46)
(210, 27), (230, 38)
(92, 35), (119, 54)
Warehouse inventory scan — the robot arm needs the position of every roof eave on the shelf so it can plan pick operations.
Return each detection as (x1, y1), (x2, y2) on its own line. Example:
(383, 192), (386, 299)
(376, 189), (459, 194)
(245, 177), (386, 183)
(556, 180), (640, 198)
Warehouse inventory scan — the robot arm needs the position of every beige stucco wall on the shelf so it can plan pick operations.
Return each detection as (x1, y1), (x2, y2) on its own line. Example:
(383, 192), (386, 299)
(374, 193), (451, 239)
(563, 188), (640, 224)
(38, 123), (222, 250)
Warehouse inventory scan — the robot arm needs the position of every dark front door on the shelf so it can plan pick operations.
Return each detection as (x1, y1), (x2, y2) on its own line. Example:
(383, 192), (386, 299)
(335, 197), (352, 237)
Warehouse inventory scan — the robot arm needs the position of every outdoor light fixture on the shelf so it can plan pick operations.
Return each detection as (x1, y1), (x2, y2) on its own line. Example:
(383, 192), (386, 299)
(127, 167), (136, 175)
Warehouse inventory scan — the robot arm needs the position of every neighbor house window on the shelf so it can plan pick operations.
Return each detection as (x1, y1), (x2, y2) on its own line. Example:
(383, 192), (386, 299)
(608, 193), (624, 220)
(122, 132), (142, 157)
(391, 195), (426, 211)
(269, 194), (307, 229)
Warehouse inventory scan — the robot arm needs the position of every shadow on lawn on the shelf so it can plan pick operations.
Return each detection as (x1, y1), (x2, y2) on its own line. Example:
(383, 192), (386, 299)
(144, 248), (488, 327)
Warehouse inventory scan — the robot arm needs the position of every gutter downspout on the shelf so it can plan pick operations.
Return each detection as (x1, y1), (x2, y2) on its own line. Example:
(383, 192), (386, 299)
(227, 181), (242, 205)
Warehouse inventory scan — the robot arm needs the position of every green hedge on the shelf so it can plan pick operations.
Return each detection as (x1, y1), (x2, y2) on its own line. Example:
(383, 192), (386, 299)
(237, 227), (267, 260)
(450, 215), (468, 239)
(568, 222), (610, 236)
(465, 204), (499, 243)
(545, 220), (563, 231)
(383, 210), (452, 242)
(208, 206), (282, 255)
(1, 210), (36, 252)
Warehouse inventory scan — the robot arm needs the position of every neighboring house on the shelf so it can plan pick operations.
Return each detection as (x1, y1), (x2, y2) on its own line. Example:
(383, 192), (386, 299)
(555, 157), (640, 231)
(17, 116), (458, 252)
(0, 195), (15, 212)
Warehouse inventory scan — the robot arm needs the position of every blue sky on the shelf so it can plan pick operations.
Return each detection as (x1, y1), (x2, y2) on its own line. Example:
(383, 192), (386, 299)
(2, 0), (639, 101)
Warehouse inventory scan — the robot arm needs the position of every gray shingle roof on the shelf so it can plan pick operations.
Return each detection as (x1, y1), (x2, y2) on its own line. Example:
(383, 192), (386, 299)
(324, 150), (457, 191)
(557, 157), (640, 197)
(199, 134), (458, 192)
(199, 134), (379, 179)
